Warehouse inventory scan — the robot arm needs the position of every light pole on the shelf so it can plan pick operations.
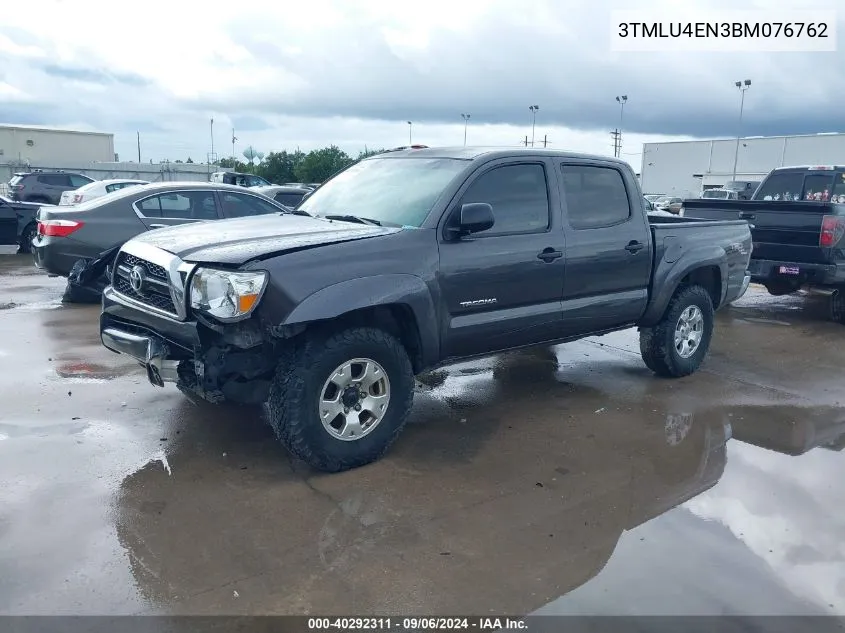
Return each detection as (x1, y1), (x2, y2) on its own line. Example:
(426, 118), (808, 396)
(461, 113), (471, 146)
(731, 79), (752, 183)
(407, 121), (412, 145)
(529, 105), (539, 147)
(615, 95), (627, 157)
(210, 118), (215, 164)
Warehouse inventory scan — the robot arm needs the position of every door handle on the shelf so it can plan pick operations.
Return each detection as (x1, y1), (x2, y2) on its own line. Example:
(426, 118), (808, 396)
(149, 223), (166, 229)
(537, 248), (563, 263)
(739, 212), (756, 220)
(625, 241), (645, 253)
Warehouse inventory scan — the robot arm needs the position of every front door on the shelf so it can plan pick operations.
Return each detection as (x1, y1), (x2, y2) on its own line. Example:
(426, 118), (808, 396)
(558, 161), (652, 334)
(438, 160), (566, 359)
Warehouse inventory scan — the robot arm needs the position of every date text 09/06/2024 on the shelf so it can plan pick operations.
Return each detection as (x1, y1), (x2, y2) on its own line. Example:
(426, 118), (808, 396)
(307, 617), (528, 630)
(617, 21), (830, 38)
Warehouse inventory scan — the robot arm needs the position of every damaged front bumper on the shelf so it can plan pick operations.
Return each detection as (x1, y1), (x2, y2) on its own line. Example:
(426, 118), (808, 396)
(100, 285), (276, 403)
(101, 327), (179, 387)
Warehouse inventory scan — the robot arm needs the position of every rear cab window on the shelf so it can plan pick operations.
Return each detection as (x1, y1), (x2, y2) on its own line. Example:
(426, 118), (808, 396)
(755, 168), (845, 203)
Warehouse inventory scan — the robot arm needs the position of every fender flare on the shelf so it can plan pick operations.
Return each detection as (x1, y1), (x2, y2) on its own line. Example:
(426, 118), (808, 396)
(639, 248), (728, 327)
(283, 274), (440, 366)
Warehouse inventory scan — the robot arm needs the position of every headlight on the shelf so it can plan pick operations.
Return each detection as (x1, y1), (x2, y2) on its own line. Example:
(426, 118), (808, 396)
(189, 268), (268, 321)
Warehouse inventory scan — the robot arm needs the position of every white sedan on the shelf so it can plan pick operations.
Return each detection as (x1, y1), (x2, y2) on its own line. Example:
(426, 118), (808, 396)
(59, 179), (149, 206)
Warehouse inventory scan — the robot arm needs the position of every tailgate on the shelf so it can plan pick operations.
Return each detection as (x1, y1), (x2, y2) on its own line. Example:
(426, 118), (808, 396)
(682, 200), (838, 264)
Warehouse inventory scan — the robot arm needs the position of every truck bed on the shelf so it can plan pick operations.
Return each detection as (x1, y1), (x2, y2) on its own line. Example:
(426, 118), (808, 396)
(681, 199), (843, 265)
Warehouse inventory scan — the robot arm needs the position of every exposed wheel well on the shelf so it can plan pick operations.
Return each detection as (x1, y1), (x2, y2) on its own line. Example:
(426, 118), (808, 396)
(300, 304), (424, 373)
(679, 266), (721, 308)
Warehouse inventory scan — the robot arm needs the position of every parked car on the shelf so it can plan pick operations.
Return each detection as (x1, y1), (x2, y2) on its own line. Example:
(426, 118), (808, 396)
(0, 195), (53, 253)
(210, 171), (271, 188)
(700, 189), (739, 201)
(653, 196), (683, 213)
(8, 170), (95, 205)
(252, 185), (312, 208)
(642, 196), (654, 211)
(643, 193), (664, 203)
(59, 179), (149, 206)
(33, 182), (292, 278)
(722, 180), (761, 200)
(680, 164), (845, 322)
(99, 146), (752, 473)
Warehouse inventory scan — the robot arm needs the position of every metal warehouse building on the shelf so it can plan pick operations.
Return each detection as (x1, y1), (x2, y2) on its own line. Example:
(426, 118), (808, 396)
(0, 123), (115, 166)
(640, 132), (845, 197)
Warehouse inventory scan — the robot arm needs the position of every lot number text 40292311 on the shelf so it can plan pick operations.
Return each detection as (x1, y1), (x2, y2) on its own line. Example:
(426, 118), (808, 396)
(307, 617), (528, 630)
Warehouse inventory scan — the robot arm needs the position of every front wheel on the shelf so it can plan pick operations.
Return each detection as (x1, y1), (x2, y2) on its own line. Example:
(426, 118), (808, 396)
(640, 285), (715, 378)
(267, 326), (415, 472)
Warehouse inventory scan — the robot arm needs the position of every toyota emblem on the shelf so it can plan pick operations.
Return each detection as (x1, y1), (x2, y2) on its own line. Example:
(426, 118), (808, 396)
(128, 265), (146, 293)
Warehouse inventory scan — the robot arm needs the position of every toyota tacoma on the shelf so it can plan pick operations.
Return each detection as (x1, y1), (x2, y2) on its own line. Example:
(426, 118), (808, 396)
(100, 147), (753, 472)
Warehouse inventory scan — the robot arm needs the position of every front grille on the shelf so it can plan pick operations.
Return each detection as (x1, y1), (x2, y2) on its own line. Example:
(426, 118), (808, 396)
(113, 252), (178, 316)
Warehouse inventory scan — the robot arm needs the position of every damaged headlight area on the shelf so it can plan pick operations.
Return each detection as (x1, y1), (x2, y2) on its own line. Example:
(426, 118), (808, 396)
(189, 268), (268, 322)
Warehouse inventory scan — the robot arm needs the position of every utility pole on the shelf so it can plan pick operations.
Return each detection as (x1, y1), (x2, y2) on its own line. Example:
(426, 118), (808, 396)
(610, 130), (621, 157)
(461, 113), (471, 146)
(210, 118), (215, 165)
(731, 79), (752, 183)
(407, 121), (413, 145)
(615, 95), (627, 156)
(231, 128), (237, 161)
(524, 135), (529, 147)
(543, 134), (548, 148)
(136, 131), (141, 163)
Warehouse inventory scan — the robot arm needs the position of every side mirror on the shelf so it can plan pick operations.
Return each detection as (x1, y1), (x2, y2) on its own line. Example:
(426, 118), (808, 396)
(457, 202), (494, 235)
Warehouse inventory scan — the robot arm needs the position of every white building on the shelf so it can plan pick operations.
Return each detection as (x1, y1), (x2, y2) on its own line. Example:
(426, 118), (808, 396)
(0, 123), (115, 165)
(640, 132), (845, 197)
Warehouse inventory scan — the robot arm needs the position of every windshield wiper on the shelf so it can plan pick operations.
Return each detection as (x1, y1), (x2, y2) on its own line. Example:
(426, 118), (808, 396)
(323, 214), (382, 226)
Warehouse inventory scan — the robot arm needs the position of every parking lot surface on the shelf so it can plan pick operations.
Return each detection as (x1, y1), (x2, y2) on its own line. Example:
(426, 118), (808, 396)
(1, 247), (843, 616)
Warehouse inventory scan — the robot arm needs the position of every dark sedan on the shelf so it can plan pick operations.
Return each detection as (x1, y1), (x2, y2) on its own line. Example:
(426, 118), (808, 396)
(0, 195), (51, 253)
(33, 181), (291, 277)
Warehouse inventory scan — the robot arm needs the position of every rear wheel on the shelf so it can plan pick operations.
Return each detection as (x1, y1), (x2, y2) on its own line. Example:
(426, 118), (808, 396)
(640, 285), (715, 378)
(17, 222), (36, 254)
(267, 326), (415, 472)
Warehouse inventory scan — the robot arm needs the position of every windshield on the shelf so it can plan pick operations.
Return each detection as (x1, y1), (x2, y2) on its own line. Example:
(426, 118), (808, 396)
(702, 190), (729, 199)
(297, 157), (468, 227)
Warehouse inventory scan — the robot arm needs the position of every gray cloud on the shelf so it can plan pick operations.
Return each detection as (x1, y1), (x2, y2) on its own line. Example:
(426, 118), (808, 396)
(40, 63), (149, 87)
(169, 2), (845, 138)
(231, 115), (271, 132)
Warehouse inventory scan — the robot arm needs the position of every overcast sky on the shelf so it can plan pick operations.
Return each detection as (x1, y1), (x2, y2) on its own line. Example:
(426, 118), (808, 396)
(0, 0), (842, 167)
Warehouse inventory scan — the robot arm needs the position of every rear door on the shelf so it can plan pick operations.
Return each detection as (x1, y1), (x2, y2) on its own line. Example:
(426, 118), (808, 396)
(0, 199), (18, 245)
(134, 190), (221, 230)
(558, 160), (652, 333)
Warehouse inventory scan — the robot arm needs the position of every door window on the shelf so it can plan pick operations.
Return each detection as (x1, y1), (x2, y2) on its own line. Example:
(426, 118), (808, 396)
(137, 191), (218, 219)
(561, 165), (631, 229)
(38, 174), (71, 187)
(69, 175), (93, 187)
(456, 163), (550, 236)
(221, 192), (282, 218)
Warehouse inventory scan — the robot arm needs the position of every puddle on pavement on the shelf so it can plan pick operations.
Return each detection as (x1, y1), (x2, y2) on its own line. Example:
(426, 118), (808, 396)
(52, 362), (135, 381)
(0, 420), (90, 438)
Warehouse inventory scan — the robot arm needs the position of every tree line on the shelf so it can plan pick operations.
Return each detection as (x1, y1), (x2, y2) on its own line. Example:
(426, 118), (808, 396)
(215, 146), (386, 185)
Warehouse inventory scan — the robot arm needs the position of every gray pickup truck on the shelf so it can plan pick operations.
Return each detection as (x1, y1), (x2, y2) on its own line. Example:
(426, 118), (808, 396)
(99, 147), (752, 472)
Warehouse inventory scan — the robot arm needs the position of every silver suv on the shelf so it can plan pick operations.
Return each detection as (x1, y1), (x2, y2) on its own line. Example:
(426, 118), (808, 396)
(8, 170), (94, 205)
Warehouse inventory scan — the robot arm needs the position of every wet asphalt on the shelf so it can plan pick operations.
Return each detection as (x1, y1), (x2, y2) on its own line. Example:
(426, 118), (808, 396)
(1, 246), (844, 617)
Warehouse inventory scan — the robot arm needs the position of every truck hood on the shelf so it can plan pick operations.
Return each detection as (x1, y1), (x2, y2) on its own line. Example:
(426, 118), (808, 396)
(131, 214), (401, 264)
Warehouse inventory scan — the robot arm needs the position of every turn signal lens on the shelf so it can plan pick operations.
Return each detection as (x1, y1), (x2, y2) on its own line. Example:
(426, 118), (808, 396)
(38, 219), (84, 237)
